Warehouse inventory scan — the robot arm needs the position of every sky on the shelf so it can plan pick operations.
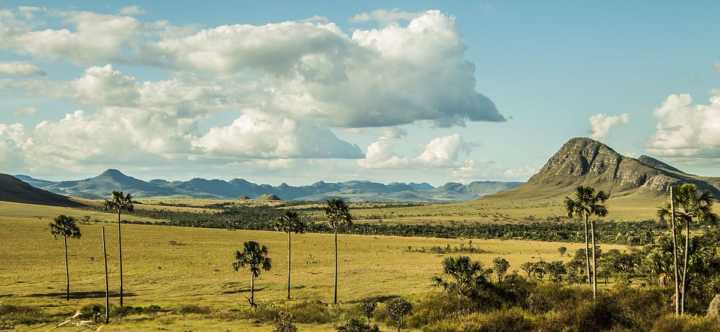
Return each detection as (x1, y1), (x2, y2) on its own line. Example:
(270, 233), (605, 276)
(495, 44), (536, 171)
(1, 1), (719, 185)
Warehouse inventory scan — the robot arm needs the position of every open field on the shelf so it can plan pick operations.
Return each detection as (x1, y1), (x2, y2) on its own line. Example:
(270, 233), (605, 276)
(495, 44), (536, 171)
(0, 201), (628, 330)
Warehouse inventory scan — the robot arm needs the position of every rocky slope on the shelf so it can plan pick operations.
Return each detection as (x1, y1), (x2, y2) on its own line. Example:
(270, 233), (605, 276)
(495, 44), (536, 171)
(0, 174), (81, 206)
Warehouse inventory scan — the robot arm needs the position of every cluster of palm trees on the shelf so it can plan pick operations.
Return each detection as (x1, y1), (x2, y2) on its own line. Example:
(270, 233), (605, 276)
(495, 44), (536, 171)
(232, 198), (353, 307)
(564, 183), (717, 312)
(49, 191), (133, 323)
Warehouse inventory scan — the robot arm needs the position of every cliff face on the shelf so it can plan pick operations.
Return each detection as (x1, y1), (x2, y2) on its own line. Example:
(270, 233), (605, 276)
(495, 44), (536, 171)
(526, 137), (719, 196)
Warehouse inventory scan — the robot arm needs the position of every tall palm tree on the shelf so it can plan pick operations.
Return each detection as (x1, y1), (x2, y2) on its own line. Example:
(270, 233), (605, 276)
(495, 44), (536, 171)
(50, 215), (81, 301)
(324, 198), (352, 305)
(657, 186), (681, 315)
(104, 191), (134, 307)
(274, 210), (307, 300)
(661, 184), (717, 314)
(565, 186), (609, 301)
(233, 241), (272, 308)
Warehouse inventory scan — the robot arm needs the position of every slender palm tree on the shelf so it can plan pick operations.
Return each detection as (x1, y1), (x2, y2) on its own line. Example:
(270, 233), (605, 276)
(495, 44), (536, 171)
(565, 186), (609, 301)
(50, 215), (82, 301)
(661, 184), (717, 314)
(274, 211), (307, 300)
(657, 186), (681, 315)
(104, 191), (134, 307)
(324, 198), (352, 305)
(233, 241), (272, 308)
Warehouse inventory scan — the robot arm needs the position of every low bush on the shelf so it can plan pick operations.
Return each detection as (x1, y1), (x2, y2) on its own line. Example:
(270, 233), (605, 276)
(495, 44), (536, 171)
(651, 314), (720, 332)
(0, 304), (51, 326)
(176, 304), (211, 315)
(424, 308), (535, 332)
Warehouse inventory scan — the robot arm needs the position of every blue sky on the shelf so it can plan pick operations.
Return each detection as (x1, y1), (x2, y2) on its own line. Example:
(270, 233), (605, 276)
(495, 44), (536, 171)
(1, 1), (719, 184)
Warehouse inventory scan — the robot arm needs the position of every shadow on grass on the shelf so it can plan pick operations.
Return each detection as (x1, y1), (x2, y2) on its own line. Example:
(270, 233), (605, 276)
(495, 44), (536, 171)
(26, 291), (137, 299)
(221, 287), (266, 295)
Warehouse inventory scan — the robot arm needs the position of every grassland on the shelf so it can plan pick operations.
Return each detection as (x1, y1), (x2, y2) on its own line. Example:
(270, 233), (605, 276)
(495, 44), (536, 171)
(0, 201), (628, 331)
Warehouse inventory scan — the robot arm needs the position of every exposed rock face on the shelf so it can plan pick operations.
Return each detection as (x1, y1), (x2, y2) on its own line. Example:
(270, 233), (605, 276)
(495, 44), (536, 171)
(527, 137), (719, 196)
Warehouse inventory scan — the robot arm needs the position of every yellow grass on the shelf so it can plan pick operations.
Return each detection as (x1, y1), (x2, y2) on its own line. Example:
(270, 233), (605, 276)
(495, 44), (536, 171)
(0, 201), (627, 330)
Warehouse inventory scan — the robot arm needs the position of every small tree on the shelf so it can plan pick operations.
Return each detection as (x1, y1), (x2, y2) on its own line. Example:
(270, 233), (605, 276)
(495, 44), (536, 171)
(386, 297), (412, 332)
(337, 318), (380, 332)
(49, 215), (81, 300)
(325, 198), (352, 305)
(274, 311), (297, 332)
(233, 241), (272, 308)
(520, 262), (535, 279)
(492, 257), (510, 282)
(433, 256), (492, 300)
(360, 299), (377, 323)
(274, 211), (307, 300)
(558, 246), (567, 257)
(104, 191), (134, 307)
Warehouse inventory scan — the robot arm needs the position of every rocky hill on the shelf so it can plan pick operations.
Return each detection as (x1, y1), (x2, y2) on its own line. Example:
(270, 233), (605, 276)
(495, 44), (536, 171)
(509, 137), (720, 198)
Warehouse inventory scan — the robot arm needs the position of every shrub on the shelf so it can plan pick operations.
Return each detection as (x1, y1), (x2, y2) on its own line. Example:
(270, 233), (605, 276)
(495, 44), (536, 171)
(424, 308), (535, 332)
(651, 314), (720, 332)
(274, 311), (297, 332)
(0, 305), (51, 326)
(386, 297), (412, 330)
(176, 304), (211, 315)
(336, 318), (380, 332)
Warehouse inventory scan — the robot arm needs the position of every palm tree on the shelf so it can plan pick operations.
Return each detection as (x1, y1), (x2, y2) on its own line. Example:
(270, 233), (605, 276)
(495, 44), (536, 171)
(324, 198), (352, 305)
(104, 191), (134, 307)
(657, 186), (681, 315)
(50, 215), (81, 301)
(565, 186), (609, 301)
(233, 241), (272, 308)
(660, 184), (717, 314)
(274, 211), (307, 300)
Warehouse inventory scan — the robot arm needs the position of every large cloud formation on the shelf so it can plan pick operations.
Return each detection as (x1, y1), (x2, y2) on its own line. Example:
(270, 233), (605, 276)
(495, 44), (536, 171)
(647, 93), (720, 160)
(589, 113), (629, 141)
(0, 7), (503, 174)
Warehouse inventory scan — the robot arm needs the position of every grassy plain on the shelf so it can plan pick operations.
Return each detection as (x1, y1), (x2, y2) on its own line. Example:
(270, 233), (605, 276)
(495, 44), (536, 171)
(0, 201), (628, 331)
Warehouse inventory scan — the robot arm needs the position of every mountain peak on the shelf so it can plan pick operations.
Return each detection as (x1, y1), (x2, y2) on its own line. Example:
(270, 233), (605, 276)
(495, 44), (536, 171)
(99, 169), (127, 178)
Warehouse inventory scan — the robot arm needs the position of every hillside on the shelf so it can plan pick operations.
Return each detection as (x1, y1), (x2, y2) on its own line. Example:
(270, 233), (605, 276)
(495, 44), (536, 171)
(16, 170), (521, 202)
(484, 137), (720, 202)
(0, 174), (81, 207)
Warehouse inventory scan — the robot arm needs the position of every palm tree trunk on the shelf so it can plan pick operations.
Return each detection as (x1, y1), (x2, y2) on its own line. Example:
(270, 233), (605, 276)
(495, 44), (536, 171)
(64, 236), (70, 301)
(590, 218), (598, 302)
(334, 227), (338, 305)
(583, 213), (592, 285)
(250, 273), (255, 307)
(287, 231), (292, 300)
(669, 187), (680, 316)
(681, 220), (690, 315)
(102, 227), (110, 324)
(117, 211), (124, 307)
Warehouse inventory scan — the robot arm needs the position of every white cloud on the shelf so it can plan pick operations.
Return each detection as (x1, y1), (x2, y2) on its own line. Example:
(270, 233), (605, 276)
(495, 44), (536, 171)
(0, 62), (45, 76)
(647, 93), (720, 159)
(359, 133), (470, 169)
(72, 65), (139, 106)
(119, 6), (145, 16)
(14, 106), (36, 116)
(192, 111), (363, 159)
(589, 113), (630, 141)
(350, 9), (422, 24)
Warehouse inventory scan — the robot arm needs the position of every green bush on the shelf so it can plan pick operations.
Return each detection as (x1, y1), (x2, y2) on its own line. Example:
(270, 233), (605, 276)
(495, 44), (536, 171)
(651, 314), (720, 332)
(0, 304), (51, 326)
(176, 304), (211, 315)
(424, 308), (535, 332)
(336, 318), (380, 332)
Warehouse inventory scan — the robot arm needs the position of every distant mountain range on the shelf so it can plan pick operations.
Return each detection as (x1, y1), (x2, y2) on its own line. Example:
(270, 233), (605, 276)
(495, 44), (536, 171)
(489, 137), (720, 200)
(14, 169), (522, 202)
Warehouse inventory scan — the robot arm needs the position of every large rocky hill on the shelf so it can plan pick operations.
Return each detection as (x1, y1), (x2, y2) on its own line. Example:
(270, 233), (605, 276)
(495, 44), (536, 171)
(495, 137), (720, 200)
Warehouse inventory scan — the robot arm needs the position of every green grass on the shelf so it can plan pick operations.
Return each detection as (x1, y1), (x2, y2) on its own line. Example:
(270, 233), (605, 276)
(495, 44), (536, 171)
(0, 201), (628, 330)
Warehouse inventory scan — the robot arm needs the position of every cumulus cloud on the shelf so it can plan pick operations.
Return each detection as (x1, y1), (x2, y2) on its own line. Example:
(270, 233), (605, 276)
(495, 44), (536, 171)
(192, 111), (363, 159)
(359, 133), (470, 169)
(72, 65), (139, 106)
(647, 93), (720, 159)
(350, 9), (422, 24)
(589, 113), (630, 141)
(0, 62), (45, 76)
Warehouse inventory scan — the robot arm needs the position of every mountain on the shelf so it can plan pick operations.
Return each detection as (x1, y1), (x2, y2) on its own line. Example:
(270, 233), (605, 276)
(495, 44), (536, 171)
(491, 137), (720, 200)
(0, 174), (81, 206)
(15, 170), (521, 202)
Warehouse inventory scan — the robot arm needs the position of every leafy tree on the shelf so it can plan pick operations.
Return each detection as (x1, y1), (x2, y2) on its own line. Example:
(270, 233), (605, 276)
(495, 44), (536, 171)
(386, 297), (412, 332)
(49, 215), (81, 300)
(274, 311), (297, 332)
(324, 198), (352, 305)
(360, 299), (377, 323)
(547, 261), (567, 283)
(565, 186), (609, 301)
(520, 262), (535, 279)
(558, 246), (567, 257)
(433, 256), (492, 301)
(104, 191), (134, 307)
(232, 241), (272, 308)
(493, 257), (510, 282)
(274, 211), (307, 300)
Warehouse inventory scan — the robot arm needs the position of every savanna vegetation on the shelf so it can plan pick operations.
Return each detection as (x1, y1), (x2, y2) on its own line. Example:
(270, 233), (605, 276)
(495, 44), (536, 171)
(1, 185), (719, 331)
